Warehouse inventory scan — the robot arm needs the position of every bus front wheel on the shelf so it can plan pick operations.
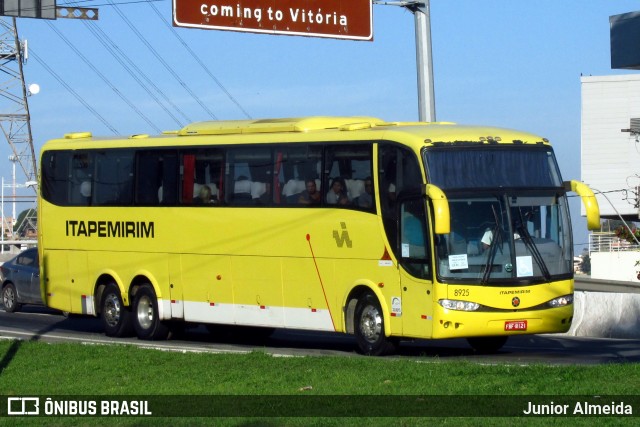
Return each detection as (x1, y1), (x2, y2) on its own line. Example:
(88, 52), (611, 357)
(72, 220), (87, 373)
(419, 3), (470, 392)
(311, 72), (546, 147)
(100, 283), (133, 337)
(133, 284), (169, 340)
(354, 292), (396, 356)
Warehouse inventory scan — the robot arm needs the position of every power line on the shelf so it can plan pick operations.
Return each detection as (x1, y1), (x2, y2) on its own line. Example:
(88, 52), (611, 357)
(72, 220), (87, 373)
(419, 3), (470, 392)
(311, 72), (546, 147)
(29, 48), (119, 134)
(45, 20), (162, 133)
(82, 19), (189, 127)
(106, 0), (218, 120)
(148, 2), (252, 119)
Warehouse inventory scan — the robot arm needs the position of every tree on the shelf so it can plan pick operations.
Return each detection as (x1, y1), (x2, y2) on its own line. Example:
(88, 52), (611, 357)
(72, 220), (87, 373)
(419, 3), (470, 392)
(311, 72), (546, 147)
(14, 208), (37, 237)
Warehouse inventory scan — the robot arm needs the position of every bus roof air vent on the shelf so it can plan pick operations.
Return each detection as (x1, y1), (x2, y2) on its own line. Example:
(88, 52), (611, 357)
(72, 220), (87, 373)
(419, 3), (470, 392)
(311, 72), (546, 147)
(177, 117), (386, 136)
(64, 132), (92, 139)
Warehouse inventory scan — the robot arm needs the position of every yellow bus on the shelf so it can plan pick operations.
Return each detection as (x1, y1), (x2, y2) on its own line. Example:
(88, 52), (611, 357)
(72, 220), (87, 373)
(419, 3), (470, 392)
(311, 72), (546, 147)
(37, 117), (599, 355)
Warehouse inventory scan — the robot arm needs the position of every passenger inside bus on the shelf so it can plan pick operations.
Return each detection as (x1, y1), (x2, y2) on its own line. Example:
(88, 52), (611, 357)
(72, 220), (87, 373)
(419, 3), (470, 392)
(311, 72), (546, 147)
(193, 185), (215, 204)
(326, 177), (350, 205)
(250, 181), (269, 205)
(298, 179), (321, 205)
(232, 176), (253, 204)
(354, 176), (374, 208)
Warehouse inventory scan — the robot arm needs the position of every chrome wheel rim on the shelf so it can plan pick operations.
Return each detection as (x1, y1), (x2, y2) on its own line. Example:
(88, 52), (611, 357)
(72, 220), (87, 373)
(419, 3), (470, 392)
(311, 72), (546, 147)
(103, 293), (121, 327)
(3, 287), (15, 310)
(359, 304), (382, 343)
(136, 294), (154, 330)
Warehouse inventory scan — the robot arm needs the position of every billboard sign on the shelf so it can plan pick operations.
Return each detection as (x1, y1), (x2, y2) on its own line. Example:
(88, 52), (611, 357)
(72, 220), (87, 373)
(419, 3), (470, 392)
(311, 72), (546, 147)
(611, 11), (640, 70)
(173, 0), (373, 41)
(0, 0), (56, 20)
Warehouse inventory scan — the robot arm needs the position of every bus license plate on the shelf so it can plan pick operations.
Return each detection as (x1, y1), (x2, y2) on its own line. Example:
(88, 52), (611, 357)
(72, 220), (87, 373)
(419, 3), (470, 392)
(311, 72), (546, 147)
(504, 320), (527, 331)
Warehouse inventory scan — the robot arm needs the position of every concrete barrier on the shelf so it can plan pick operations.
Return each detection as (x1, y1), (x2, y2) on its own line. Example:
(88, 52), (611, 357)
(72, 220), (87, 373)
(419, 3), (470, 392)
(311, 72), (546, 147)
(568, 291), (640, 338)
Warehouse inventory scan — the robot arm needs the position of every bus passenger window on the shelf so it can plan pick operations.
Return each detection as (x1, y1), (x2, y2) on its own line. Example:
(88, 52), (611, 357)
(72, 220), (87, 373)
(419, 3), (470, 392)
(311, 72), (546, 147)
(226, 147), (273, 206)
(69, 153), (93, 206)
(41, 151), (72, 206)
(93, 150), (134, 206)
(277, 145), (322, 206)
(136, 151), (178, 206)
(324, 144), (373, 210)
(180, 149), (223, 206)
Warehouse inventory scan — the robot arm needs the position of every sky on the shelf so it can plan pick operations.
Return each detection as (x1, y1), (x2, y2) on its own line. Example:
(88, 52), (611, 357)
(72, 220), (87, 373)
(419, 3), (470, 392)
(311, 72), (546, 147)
(2, 0), (640, 248)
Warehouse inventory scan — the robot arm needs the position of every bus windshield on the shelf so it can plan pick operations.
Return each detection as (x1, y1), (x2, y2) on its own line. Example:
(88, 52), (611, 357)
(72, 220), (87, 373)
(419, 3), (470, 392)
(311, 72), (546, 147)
(432, 193), (572, 284)
(424, 145), (572, 284)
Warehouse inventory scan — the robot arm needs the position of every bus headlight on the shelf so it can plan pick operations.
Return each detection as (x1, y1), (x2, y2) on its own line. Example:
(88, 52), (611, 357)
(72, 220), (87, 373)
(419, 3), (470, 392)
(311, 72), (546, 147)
(547, 294), (573, 308)
(439, 299), (480, 312)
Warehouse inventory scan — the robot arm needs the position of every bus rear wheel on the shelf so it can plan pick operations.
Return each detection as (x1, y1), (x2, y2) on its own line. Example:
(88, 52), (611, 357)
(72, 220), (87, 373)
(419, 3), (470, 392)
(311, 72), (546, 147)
(133, 284), (169, 340)
(354, 292), (396, 356)
(100, 283), (133, 337)
(467, 336), (508, 353)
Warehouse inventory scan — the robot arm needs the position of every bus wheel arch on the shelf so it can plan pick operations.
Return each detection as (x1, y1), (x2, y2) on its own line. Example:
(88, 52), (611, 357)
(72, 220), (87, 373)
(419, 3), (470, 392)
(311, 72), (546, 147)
(98, 278), (133, 337)
(345, 286), (396, 356)
(131, 281), (170, 340)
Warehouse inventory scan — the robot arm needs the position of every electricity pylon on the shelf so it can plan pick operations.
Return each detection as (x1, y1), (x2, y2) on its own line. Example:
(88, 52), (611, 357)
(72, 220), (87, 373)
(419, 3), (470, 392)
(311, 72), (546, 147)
(0, 17), (37, 186)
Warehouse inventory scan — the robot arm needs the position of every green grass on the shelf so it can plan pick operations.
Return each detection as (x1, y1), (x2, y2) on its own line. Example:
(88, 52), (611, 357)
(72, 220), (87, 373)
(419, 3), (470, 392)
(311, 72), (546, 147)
(0, 339), (639, 426)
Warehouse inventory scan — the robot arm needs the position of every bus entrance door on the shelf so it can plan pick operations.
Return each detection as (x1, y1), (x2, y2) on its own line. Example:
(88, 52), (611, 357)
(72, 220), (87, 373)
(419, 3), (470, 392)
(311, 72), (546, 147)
(398, 198), (434, 339)
(399, 269), (434, 339)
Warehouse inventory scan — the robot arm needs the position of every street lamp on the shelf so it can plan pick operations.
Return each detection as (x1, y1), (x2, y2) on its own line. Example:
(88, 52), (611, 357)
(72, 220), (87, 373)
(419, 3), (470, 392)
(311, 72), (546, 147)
(8, 155), (17, 227)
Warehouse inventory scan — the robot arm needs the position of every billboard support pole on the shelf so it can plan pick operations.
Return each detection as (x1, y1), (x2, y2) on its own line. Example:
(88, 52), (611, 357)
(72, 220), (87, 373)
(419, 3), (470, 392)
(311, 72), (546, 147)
(376, 1), (436, 122)
(408, 1), (435, 122)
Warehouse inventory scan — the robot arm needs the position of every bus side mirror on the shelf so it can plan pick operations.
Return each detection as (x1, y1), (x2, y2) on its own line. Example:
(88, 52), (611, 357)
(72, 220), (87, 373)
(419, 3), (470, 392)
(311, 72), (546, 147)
(564, 180), (600, 231)
(424, 184), (450, 234)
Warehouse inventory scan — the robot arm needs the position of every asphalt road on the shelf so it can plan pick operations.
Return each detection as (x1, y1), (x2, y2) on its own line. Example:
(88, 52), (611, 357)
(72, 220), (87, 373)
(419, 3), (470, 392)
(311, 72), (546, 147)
(1, 306), (640, 365)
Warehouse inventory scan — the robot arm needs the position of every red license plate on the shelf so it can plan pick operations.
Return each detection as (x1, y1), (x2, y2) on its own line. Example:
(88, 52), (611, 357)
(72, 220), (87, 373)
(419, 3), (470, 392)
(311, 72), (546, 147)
(504, 320), (527, 331)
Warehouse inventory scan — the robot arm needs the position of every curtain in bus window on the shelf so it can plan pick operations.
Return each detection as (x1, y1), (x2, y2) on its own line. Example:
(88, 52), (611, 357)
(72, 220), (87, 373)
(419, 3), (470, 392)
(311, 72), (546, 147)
(274, 151), (283, 204)
(182, 154), (195, 203)
(425, 149), (562, 190)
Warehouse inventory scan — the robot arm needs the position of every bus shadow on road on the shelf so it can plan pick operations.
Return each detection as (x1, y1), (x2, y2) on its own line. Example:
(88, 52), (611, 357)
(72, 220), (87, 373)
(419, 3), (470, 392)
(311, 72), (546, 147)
(14, 308), (640, 363)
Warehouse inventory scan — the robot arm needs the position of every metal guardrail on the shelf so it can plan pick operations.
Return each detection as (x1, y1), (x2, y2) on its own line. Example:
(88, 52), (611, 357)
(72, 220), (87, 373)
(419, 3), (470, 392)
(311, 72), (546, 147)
(574, 275), (640, 294)
(589, 232), (640, 254)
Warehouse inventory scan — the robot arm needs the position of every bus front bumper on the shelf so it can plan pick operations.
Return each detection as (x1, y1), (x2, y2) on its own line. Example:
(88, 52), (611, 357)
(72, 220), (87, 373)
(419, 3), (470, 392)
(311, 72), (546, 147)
(430, 304), (573, 339)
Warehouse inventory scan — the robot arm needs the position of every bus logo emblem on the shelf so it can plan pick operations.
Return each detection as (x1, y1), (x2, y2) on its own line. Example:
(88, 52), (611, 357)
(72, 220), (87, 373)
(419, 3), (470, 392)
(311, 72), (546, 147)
(512, 297), (520, 307)
(333, 222), (352, 248)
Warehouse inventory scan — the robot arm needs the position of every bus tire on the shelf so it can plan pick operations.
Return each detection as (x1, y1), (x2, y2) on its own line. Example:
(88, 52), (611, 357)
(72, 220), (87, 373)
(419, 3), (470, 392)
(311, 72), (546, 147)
(354, 292), (396, 356)
(2, 283), (22, 313)
(100, 283), (133, 337)
(467, 336), (508, 353)
(133, 284), (169, 340)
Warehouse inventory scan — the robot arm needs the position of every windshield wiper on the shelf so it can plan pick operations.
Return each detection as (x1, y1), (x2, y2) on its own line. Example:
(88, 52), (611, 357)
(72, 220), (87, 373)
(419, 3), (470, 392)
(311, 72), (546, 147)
(515, 211), (551, 281)
(481, 205), (503, 285)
